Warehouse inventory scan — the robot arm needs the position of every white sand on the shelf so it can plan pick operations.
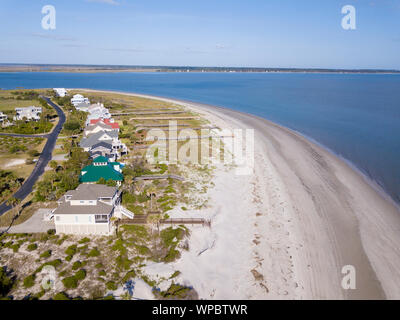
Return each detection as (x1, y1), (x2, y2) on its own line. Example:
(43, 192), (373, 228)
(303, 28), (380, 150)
(3, 159), (25, 168)
(76, 89), (400, 300)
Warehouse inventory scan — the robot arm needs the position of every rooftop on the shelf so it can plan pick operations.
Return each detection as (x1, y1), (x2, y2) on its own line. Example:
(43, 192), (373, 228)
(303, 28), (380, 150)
(64, 184), (118, 201)
(80, 161), (123, 183)
(54, 200), (114, 215)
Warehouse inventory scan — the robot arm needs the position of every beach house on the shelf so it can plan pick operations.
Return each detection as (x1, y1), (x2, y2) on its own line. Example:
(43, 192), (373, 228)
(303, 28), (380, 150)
(0, 112), (8, 123)
(13, 106), (42, 121)
(53, 88), (68, 97)
(79, 156), (124, 185)
(79, 130), (119, 151)
(71, 94), (90, 107)
(85, 104), (112, 125)
(84, 122), (119, 136)
(88, 141), (116, 159)
(89, 118), (120, 129)
(52, 184), (121, 235)
(75, 102), (91, 112)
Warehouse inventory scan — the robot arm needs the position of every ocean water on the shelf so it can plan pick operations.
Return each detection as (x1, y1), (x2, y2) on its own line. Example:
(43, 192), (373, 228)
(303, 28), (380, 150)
(0, 72), (399, 204)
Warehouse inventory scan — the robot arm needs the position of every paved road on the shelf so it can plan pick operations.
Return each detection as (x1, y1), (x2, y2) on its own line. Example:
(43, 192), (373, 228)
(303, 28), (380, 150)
(0, 97), (66, 216)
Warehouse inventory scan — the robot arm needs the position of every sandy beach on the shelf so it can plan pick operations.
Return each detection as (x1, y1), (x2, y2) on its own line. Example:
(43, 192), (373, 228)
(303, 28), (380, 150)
(76, 89), (400, 299)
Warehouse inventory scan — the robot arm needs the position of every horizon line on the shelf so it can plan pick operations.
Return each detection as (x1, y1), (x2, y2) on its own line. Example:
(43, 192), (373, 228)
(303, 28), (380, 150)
(0, 63), (399, 73)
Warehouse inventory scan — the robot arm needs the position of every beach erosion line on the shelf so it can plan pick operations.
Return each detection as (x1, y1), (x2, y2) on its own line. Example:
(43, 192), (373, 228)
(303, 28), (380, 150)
(75, 88), (400, 299)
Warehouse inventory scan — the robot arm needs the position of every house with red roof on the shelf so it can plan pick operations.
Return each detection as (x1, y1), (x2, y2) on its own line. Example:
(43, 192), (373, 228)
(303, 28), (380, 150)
(90, 118), (120, 129)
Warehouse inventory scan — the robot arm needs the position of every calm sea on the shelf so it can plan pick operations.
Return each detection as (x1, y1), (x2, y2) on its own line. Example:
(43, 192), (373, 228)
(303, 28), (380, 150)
(1, 72), (399, 205)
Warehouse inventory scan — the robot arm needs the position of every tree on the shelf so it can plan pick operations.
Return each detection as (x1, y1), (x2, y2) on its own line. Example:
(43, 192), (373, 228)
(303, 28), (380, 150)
(106, 179), (117, 187)
(146, 185), (157, 210)
(0, 266), (14, 297)
(124, 176), (134, 193)
(49, 160), (58, 171)
(28, 149), (40, 157)
(97, 177), (106, 185)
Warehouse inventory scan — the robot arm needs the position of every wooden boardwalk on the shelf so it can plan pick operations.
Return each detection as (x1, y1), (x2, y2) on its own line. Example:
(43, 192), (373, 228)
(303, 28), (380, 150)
(133, 174), (185, 182)
(159, 218), (211, 227)
(116, 217), (211, 228)
(130, 116), (199, 121)
(112, 111), (185, 116)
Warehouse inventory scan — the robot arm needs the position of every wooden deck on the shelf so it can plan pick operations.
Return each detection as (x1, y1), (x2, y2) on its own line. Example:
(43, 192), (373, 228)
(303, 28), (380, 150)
(159, 218), (211, 227)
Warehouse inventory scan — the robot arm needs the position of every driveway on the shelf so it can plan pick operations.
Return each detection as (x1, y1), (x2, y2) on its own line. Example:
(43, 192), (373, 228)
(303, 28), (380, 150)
(0, 97), (66, 216)
(0, 209), (55, 234)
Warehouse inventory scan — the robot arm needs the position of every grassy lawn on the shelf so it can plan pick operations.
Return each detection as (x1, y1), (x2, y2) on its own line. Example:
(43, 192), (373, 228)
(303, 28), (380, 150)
(0, 89), (48, 112)
(0, 89), (57, 134)
(0, 136), (46, 182)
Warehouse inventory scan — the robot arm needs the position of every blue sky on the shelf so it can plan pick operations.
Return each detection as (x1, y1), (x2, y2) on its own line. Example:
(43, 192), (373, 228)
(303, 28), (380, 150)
(0, 0), (399, 69)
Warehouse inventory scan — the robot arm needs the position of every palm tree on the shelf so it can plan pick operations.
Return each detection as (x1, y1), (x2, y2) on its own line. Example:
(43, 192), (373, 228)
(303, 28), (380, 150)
(124, 176), (134, 193)
(49, 160), (58, 171)
(146, 185), (157, 211)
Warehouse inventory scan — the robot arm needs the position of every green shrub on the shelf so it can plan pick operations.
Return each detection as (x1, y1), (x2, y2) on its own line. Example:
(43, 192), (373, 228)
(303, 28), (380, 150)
(59, 270), (67, 277)
(122, 270), (136, 282)
(35, 259), (63, 274)
(27, 243), (38, 251)
(78, 237), (90, 244)
(164, 248), (181, 263)
(40, 250), (52, 259)
(87, 247), (100, 257)
(72, 261), (82, 270)
(23, 274), (36, 288)
(53, 292), (70, 300)
(65, 255), (73, 262)
(95, 263), (104, 269)
(115, 255), (133, 271)
(99, 270), (106, 277)
(0, 266), (14, 297)
(106, 281), (117, 291)
(160, 227), (184, 248)
(135, 245), (150, 256)
(47, 229), (56, 235)
(65, 245), (77, 256)
(11, 244), (20, 252)
(75, 269), (86, 281)
(62, 276), (78, 289)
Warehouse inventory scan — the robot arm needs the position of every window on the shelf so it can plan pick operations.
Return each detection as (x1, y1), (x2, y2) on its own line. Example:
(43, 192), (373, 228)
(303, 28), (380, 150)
(95, 214), (108, 223)
(88, 216), (92, 222)
(75, 216), (79, 222)
(80, 200), (84, 204)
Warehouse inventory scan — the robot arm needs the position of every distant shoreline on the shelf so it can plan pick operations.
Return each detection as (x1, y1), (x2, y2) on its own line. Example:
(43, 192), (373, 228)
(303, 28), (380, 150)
(0, 64), (399, 74)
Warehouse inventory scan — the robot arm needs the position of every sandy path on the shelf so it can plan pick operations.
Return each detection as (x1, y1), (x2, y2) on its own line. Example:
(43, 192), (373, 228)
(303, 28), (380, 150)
(76, 88), (400, 299)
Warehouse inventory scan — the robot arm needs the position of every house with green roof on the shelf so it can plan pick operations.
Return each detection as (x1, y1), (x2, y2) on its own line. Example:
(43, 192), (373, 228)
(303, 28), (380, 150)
(79, 156), (124, 186)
